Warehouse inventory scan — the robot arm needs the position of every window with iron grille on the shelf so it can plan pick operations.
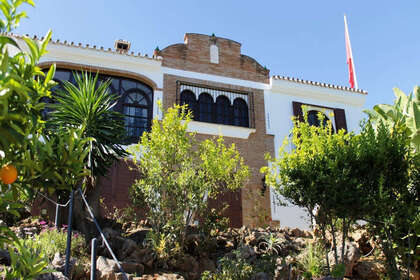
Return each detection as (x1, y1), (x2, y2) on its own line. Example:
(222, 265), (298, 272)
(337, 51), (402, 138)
(177, 81), (255, 128)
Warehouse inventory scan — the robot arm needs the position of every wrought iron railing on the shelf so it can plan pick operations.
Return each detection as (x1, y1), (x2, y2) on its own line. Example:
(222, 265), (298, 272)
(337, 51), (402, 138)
(176, 81), (256, 129)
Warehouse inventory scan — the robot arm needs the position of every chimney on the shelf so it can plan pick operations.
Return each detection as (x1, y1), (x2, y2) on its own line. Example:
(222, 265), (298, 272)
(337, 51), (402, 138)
(114, 39), (131, 53)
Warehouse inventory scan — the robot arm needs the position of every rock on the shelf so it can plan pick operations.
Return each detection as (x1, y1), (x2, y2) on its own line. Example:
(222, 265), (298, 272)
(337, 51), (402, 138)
(121, 261), (144, 275)
(126, 229), (150, 245)
(171, 254), (199, 273)
(0, 249), (11, 266)
(36, 272), (69, 280)
(328, 242), (361, 277)
(120, 239), (140, 260)
(251, 272), (271, 280)
(225, 240), (234, 249)
(52, 252), (75, 275)
(125, 247), (151, 264)
(238, 244), (256, 260)
(353, 259), (385, 280)
(350, 229), (373, 255)
(97, 256), (144, 279)
(97, 256), (119, 280)
(198, 257), (216, 273)
(274, 257), (294, 280)
(132, 273), (184, 280)
(290, 228), (306, 238)
(293, 237), (307, 248)
(99, 228), (143, 262)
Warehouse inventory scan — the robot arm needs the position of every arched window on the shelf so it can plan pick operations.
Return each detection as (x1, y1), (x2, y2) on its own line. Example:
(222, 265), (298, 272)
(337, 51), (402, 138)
(198, 93), (214, 123)
(180, 90), (198, 120)
(122, 90), (151, 140)
(307, 110), (329, 128)
(233, 98), (249, 127)
(216, 95), (233, 125)
(46, 68), (154, 143)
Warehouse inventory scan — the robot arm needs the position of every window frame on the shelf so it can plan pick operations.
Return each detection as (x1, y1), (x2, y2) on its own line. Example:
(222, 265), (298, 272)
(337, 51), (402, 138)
(45, 68), (154, 143)
(176, 81), (255, 128)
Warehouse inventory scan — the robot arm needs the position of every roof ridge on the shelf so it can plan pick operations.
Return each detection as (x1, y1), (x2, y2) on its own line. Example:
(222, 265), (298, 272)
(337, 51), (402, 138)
(272, 75), (367, 94)
(2, 32), (162, 61)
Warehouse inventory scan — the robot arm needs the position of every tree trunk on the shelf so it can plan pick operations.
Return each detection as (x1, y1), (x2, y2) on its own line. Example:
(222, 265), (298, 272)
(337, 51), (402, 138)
(382, 227), (401, 280)
(71, 178), (104, 243)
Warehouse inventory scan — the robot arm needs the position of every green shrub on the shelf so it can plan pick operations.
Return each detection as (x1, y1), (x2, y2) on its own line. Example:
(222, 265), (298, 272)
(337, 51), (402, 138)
(20, 227), (87, 261)
(201, 207), (230, 238)
(2, 241), (52, 280)
(130, 104), (249, 252)
(201, 250), (254, 280)
(297, 242), (325, 278)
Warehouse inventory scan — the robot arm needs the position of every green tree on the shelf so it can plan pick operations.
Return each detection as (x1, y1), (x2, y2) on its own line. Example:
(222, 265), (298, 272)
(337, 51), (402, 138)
(0, 1), (94, 278)
(354, 122), (417, 280)
(130, 104), (249, 250)
(263, 108), (418, 279)
(0, 0), (55, 246)
(262, 110), (364, 277)
(365, 86), (420, 279)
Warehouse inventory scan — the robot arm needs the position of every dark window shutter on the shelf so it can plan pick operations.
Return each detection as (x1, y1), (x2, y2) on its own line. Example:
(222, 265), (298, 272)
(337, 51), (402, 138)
(334, 108), (347, 132)
(292, 101), (304, 122)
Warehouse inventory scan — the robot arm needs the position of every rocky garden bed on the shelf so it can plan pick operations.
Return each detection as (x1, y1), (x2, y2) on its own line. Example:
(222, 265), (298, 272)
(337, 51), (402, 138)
(3, 217), (415, 280)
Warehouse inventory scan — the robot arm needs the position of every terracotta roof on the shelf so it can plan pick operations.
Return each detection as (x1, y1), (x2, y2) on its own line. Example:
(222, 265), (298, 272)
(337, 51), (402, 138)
(272, 75), (367, 95)
(4, 33), (162, 61)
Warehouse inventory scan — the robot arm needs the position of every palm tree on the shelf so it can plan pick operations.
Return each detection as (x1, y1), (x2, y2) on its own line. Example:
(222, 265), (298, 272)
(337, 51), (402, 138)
(49, 71), (127, 178)
(47, 71), (127, 235)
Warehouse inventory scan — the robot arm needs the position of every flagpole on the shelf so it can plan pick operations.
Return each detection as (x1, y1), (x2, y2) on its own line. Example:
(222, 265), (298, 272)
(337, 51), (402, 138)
(344, 14), (358, 89)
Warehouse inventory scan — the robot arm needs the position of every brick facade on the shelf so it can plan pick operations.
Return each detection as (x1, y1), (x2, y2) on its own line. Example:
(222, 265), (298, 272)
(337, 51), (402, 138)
(33, 33), (276, 227)
(160, 33), (269, 84)
(163, 74), (274, 227)
(160, 33), (274, 227)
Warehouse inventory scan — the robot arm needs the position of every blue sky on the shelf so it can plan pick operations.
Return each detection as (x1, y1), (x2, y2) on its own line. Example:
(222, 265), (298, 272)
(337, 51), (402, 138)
(16, 0), (420, 109)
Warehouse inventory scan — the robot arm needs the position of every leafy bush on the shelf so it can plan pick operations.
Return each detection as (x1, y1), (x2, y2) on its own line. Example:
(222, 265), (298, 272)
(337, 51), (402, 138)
(263, 107), (418, 279)
(143, 230), (181, 264)
(201, 250), (254, 280)
(20, 227), (87, 261)
(130, 104), (249, 251)
(100, 197), (142, 230)
(2, 241), (52, 280)
(201, 207), (230, 238)
(297, 242), (325, 278)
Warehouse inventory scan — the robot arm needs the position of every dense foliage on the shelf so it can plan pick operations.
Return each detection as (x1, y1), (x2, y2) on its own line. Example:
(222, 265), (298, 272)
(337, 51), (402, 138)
(130, 104), (249, 251)
(263, 108), (418, 279)
(365, 86), (420, 279)
(0, 1), (95, 278)
(48, 72), (127, 179)
(365, 86), (420, 152)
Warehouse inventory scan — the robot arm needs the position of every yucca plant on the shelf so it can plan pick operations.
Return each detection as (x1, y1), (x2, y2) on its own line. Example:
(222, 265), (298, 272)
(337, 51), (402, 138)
(48, 71), (127, 179)
(46, 71), (128, 235)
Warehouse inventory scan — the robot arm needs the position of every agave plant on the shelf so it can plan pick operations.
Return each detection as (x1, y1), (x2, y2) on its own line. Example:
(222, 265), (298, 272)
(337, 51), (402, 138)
(365, 86), (420, 152)
(48, 71), (127, 179)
